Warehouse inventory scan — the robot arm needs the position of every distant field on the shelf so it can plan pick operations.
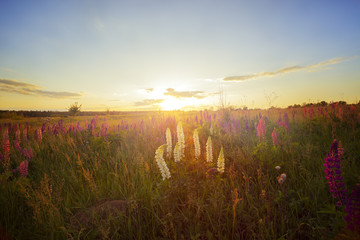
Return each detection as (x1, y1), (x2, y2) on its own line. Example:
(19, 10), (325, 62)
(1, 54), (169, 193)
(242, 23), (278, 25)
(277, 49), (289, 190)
(1, 104), (359, 239)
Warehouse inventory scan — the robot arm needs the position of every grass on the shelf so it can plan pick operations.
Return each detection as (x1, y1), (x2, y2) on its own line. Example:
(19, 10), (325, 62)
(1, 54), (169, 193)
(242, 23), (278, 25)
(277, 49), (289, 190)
(0, 104), (360, 239)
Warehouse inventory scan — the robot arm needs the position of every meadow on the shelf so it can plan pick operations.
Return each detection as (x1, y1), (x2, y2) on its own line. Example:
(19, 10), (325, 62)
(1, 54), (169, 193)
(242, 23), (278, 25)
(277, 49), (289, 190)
(0, 103), (359, 239)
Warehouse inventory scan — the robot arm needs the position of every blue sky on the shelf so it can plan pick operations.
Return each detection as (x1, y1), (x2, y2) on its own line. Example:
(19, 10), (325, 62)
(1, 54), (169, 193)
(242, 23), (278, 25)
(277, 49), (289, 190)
(1, 0), (360, 110)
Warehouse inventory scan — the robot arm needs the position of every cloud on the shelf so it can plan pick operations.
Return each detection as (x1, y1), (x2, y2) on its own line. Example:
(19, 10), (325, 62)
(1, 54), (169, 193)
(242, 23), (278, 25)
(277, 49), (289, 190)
(145, 88), (154, 93)
(134, 99), (164, 107)
(0, 79), (82, 98)
(223, 57), (349, 82)
(164, 88), (219, 99)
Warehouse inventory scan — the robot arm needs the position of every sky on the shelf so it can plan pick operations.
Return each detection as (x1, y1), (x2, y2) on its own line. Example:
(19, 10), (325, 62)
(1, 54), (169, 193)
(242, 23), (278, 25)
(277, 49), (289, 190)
(1, 0), (360, 111)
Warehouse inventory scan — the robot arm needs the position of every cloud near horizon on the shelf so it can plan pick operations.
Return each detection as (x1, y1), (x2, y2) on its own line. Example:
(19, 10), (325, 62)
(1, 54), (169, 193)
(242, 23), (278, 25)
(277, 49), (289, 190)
(134, 99), (164, 107)
(164, 88), (219, 99)
(223, 57), (349, 82)
(0, 79), (82, 98)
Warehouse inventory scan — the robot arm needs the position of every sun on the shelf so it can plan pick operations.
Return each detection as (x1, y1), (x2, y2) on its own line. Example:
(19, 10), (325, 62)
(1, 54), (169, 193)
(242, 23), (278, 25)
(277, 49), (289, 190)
(160, 97), (198, 111)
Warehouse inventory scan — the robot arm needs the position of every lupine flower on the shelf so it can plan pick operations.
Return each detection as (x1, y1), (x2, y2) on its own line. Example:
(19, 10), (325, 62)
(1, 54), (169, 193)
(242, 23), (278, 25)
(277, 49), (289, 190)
(19, 160), (29, 177)
(272, 127), (278, 146)
(217, 147), (225, 173)
(257, 117), (266, 140)
(173, 142), (181, 162)
(206, 136), (213, 163)
(324, 139), (347, 206)
(193, 129), (201, 159)
(2, 129), (10, 168)
(283, 112), (289, 130)
(209, 125), (213, 135)
(177, 122), (185, 158)
(23, 148), (33, 161)
(155, 145), (171, 180)
(166, 128), (172, 158)
(35, 129), (42, 143)
(345, 184), (360, 233)
(15, 128), (21, 144)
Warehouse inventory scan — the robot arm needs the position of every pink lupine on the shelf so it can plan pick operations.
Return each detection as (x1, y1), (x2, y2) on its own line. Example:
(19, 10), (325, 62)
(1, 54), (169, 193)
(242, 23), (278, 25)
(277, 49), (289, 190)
(2, 129), (10, 164)
(272, 128), (278, 146)
(35, 129), (42, 143)
(19, 160), (29, 177)
(257, 117), (266, 140)
(15, 128), (21, 144)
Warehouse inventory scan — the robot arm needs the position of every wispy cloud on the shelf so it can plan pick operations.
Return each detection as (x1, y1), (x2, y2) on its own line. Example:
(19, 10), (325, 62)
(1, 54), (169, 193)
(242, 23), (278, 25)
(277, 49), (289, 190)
(134, 99), (164, 107)
(0, 79), (82, 98)
(145, 88), (154, 93)
(164, 88), (219, 99)
(223, 57), (349, 82)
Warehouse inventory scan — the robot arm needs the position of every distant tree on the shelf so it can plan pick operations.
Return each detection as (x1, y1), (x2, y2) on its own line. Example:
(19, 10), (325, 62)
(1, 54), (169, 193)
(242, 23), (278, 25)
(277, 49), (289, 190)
(68, 102), (82, 116)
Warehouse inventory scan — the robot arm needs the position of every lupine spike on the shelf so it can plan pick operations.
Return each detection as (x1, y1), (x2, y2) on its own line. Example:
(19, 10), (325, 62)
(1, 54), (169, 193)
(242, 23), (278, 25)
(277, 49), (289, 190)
(155, 144), (171, 180)
(166, 128), (172, 158)
(206, 136), (213, 163)
(177, 122), (185, 158)
(217, 147), (225, 173)
(193, 129), (201, 159)
(272, 127), (278, 146)
(324, 139), (347, 206)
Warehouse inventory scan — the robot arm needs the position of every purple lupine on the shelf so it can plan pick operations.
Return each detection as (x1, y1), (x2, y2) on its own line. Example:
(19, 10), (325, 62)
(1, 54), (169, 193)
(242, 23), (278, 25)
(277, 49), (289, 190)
(283, 113), (289, 130)
(324, 139), (347, 206)
(345, 184), (360, 233)
(272, 127), (278, 146)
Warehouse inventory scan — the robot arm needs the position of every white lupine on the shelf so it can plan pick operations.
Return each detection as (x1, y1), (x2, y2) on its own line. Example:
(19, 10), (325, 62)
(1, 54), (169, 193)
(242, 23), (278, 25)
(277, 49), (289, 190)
(217, 147), (225, 173)
(173, 142), (181, 163)
(177, 122), (185, 158)
(193, 129), (201, 159)
(166, 128), (172, 158)
(155, 145), (171, 180)
(206, 136), (213, 163)
(209, 125), (213, 135)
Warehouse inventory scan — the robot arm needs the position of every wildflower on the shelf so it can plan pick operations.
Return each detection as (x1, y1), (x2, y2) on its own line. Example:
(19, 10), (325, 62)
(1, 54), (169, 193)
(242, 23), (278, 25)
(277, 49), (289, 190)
(206, 136), (213, 163)
(209, 125), (213, 135)
(19, 160), (29, 177)
(173, 142), (181, 163)
(155, 145), (171, 180)
(35, 129), (42, 143)
(257, 117), (266, 140)
(324, 139), (347, 206)
(272, 127), (278, 146)
(177, 122), (185, 158)
(15, 128), (21, 144)
(275, 166), (281, 170)
(217, 147), (225, 173)
(2, 129), (10, 168)
(166, 128), (172, 158)
(345, 184), (360, 233)
(277, 173), (287, 184)
(193, 129), (201, 159)
(278, 177), (284, 184)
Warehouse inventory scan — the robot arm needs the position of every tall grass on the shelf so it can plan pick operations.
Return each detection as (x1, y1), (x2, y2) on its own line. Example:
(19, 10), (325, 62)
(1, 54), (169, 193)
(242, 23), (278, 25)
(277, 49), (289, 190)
(0, 104), (359, 239)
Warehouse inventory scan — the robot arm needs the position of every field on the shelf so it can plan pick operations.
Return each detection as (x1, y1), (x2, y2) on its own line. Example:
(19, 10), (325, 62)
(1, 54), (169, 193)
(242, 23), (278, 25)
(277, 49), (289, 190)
(0, 104), (360, 239)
